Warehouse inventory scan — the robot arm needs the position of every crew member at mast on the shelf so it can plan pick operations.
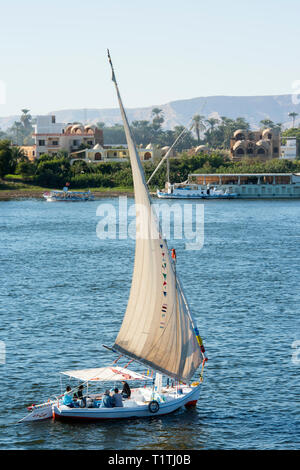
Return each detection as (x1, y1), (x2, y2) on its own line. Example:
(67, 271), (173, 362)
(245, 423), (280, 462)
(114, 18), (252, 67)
(121, 381), (131, 399)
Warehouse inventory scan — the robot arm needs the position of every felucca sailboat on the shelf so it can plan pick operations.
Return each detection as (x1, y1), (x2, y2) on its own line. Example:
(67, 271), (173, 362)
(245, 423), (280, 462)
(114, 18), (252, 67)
(20, 52), (207, 422)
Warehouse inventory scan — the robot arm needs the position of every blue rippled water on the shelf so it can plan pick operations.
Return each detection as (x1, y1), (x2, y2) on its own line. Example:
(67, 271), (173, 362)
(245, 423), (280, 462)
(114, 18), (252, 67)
(0, 198), (299, 449)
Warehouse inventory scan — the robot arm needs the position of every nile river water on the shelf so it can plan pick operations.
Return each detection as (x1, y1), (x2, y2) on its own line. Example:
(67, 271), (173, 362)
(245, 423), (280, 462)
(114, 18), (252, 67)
(0, 197), (299, 449)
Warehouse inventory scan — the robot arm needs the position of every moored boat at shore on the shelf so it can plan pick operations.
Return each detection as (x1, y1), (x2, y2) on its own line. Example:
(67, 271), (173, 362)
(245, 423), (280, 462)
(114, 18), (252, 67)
(187, 173), (300, 199)
(43, 184), (94, 202)
(157, 182), (237, 199)
(157, 172), (300, 199)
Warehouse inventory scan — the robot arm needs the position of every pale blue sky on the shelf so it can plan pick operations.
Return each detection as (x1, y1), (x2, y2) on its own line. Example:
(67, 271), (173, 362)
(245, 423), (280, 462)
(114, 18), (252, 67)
(0, 0), (299, 116)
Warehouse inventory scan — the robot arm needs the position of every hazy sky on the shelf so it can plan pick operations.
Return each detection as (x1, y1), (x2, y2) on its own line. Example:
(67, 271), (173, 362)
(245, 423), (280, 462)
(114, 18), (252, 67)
(0, 0), (300, 116)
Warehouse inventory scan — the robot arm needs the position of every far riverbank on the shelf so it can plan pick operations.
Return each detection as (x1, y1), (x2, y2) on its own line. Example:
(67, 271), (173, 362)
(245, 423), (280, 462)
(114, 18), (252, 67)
(0, 188), (137, 200)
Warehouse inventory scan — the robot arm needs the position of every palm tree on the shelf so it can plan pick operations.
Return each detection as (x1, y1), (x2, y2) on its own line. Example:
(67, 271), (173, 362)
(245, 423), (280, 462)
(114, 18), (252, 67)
(13, 121), (23, 145)
(11, 146), (26, 163)
(192, 114), (206, 144)
(151, 108), (164, 132)
(20, 109), (32, 130)
(204, 118), (220, 148)
(96, 122), (105, 129)
(205, 118), (219, 132)
(288, 112), (298, 128)
(235, 116), (250, 130)
(152, 107), (163, 117)
(260, 119), (274, 129)
(219, 117), (235, 148)
(132, 120), (152, 147)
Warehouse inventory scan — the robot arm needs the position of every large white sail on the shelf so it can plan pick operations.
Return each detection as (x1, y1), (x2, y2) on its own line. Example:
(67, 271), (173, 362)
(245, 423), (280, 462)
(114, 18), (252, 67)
(108, 51), (204, 382)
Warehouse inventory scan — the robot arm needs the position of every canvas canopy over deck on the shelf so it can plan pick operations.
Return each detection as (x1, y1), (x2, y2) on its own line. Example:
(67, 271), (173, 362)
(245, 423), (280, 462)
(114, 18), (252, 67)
(60, 366), (148, 382)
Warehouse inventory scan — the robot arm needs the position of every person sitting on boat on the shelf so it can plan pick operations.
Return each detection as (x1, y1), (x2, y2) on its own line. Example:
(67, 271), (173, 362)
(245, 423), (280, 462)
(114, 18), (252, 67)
(63, 385), (76, 408)
(112, 388), (124, 407)
(73, 384), (86, 407)
(100, 389), (114, 408)
(121, 381), (131, 399)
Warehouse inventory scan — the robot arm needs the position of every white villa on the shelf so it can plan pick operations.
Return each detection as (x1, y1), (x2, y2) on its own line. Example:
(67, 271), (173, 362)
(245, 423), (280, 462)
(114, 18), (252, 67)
(30, 115), (103, 158)
(280, 137), (297, 160)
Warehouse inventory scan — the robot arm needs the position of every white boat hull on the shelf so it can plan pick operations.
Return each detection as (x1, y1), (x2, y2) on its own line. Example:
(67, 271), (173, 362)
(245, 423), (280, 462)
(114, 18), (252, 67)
(157, 190), (237, 199)
(43, 196), (94, 202)
(43, 190), (94, 202)
(53, 385), (201, 421)
(19, 401), (55, 422)
(20, 384), (201, 423)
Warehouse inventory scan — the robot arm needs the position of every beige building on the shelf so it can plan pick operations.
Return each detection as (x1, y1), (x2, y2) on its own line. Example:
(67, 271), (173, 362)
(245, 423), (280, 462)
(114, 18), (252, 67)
(187, 144), (212, 156)
(19, 145), (36, 161)
(230, 128), (280, 161)
(32, 115), (103, 158)
(21, 114), (169, 164)
(70, 143), (154, 164)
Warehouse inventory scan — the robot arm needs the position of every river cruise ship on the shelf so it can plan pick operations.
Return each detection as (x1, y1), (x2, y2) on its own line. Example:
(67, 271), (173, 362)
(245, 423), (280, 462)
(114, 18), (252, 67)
(184, 173), (300, 199)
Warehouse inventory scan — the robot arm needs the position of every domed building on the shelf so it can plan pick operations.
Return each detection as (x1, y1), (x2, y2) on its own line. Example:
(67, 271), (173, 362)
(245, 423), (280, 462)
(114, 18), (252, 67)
(84, 124), (97, 134)
(70, 124), (85, 134)
(230, 126), (280, 161)
(232, 140), (247, 157)
(233, 129), (248, 141)
(256, 139), (271, 157)
(195, 144), (211, 154)
(159, 145), (175, 158)
(31, 115), (104, 158)
(62, 122), (104, 152)
(262, 128), (273, 140)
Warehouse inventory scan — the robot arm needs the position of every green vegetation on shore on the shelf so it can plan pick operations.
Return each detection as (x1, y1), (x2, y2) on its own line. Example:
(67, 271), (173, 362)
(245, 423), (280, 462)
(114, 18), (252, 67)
(1, 111), (300, 196)
(1, 137), (300, 196)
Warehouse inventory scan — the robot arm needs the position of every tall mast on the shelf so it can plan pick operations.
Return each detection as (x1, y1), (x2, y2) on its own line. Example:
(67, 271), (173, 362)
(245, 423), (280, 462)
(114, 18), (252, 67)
(107, 50), (204, 382)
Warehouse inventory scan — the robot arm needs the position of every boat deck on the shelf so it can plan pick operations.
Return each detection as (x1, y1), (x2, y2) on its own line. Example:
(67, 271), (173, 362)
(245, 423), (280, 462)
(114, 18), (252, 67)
(53, 385), (200, 421)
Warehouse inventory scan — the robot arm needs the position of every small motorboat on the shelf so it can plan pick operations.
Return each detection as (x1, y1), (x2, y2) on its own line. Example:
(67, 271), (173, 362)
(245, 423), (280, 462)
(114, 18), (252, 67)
(43, 184), (94, 202)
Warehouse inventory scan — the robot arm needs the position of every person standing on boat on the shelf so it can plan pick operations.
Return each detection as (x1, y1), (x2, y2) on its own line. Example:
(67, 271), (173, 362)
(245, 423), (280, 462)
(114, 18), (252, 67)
(100, 390), (114, 408)
(112, 388), (124, 407)
(121, 381), (131, 399)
